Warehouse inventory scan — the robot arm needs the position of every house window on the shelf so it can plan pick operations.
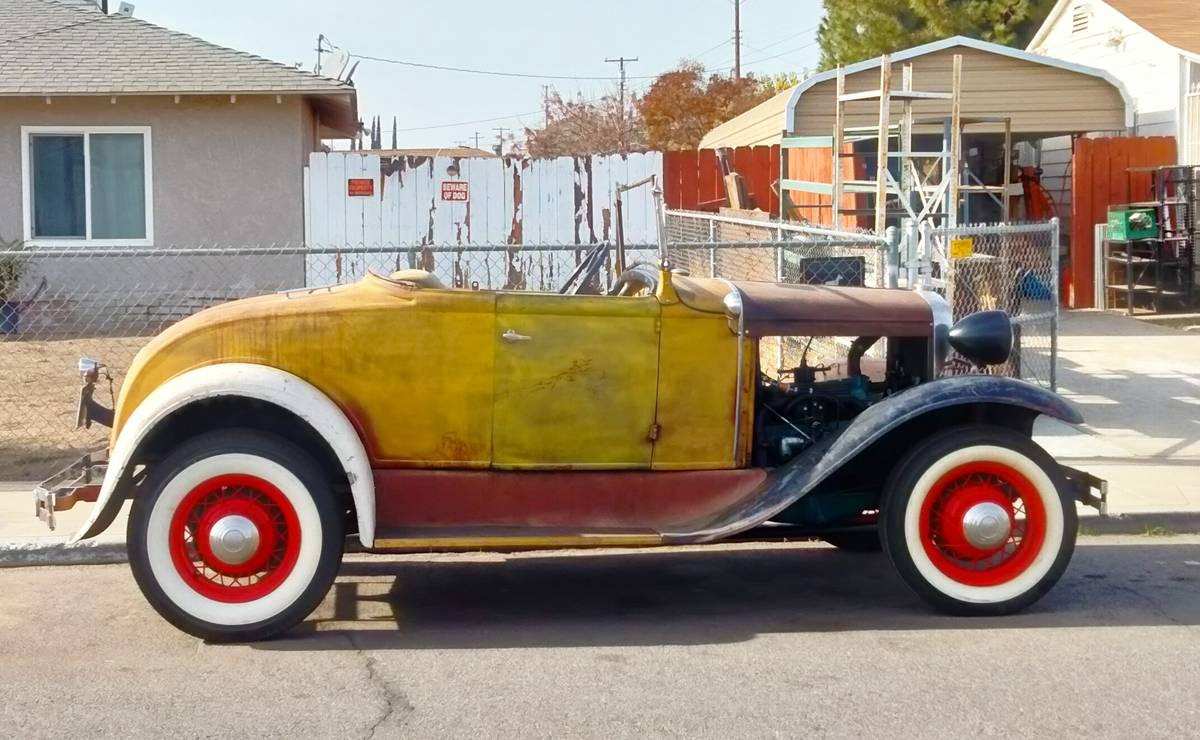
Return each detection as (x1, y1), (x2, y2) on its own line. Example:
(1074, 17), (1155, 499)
(21, 126), (153, 246)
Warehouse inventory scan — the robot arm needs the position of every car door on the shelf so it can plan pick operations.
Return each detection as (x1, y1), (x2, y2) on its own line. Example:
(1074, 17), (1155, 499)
(492, 292), (660, 468)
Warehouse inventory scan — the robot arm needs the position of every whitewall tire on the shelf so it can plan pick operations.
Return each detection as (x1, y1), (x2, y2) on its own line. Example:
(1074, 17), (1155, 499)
(881, 425), (1077, 616)
(128, 430), (344, 642)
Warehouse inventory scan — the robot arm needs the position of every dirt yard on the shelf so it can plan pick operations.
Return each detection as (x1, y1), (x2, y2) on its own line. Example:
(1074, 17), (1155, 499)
(0, 336), (148, 480)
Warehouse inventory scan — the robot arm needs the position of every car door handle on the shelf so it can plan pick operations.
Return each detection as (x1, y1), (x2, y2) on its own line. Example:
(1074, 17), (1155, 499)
(502, 329), (532, 343)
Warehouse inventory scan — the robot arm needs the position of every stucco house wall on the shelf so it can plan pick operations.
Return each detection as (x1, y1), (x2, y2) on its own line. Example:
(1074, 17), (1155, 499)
(0, 94), (314, 247)
(0, 95), (325, 337)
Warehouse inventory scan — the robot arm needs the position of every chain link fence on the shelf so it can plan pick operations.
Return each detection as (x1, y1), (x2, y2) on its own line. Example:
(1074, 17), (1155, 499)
(915, 220), (1060, 390)
(0, 242), (660, 479)
(664, 209), (893, 377)
(0, 214), (1059, 479)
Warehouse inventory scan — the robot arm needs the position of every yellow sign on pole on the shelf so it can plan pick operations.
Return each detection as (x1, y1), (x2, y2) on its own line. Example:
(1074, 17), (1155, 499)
(949, 237), (975, 259)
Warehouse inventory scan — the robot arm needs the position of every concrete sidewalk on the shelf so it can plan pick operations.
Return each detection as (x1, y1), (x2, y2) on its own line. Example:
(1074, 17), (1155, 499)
(3, 310), (1200, 565)
(0, 480), (128, 565)
(1034, 310), (1200, 514)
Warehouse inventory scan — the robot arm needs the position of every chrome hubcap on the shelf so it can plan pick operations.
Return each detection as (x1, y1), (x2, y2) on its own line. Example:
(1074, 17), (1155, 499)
(207, 515), (260, 565)
(961, 501), (1011, 550)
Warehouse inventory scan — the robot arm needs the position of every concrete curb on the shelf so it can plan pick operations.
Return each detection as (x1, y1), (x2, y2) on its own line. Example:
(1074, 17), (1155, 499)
(2, 512), (1200, 567)
(0, 540), (127, 568)
(1079, 512), (1200, 536)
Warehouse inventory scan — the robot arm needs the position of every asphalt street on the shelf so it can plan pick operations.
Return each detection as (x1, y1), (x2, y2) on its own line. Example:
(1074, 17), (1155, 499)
(3, 536), (1199, 739)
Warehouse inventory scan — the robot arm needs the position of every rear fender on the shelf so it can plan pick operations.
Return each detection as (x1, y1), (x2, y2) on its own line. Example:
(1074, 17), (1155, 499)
(663, 375), (1082, 543)
(72, 363), (376, 547)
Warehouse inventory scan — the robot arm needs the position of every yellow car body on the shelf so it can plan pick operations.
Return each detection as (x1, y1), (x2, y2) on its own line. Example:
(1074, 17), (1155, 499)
(114, 271), (750, 472)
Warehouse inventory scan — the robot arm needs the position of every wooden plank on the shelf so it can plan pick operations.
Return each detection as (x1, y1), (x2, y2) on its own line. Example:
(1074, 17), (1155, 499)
(832, 67), (845, 223)
(679, 149), (699, 211)
(361, 153), (383, 250)
(307, 152), (328, 248)
(874, 56), (892, 234)
(949, 54), (962, 227)
(732, 146), (754, 208)
(769, 144), (781, 216)
(663, 150), (682, 209)
(697, 148), (718, 210)
(325, 152), (347, 251)
(750, 145), (771, 214)
(781, 135), (834, 148)
(395, 157), (418, 251)
(1070, 137), (1091, 308)
(590, 153), (615, 244)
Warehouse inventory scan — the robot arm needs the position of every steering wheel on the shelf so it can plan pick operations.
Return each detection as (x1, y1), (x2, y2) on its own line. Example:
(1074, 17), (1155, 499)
(558, 242), (610, 295)
(612, 262), (660, 296)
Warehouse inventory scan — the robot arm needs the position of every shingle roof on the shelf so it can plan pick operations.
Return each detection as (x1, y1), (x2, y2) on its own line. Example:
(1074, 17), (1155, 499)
(1105, 0), (1200, 57)
(0, 0), (355, 96)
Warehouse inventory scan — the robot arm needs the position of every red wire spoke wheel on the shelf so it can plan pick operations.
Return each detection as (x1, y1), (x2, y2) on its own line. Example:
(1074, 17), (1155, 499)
(882, 425), (1076, 616)
(128, 430), (345, 642)
(168, 474), (302, 603)
(918, 461), (1046, 587)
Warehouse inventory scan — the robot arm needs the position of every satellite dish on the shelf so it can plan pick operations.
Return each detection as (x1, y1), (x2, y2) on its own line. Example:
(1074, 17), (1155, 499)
(116, 1), (134, 16)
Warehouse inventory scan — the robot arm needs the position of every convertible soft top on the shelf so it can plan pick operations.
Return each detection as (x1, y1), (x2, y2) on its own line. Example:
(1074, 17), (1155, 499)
(673, 276), (934, 338)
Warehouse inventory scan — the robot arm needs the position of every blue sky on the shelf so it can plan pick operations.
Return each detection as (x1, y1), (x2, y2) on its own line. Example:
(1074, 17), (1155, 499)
(136, 0), (824, 148)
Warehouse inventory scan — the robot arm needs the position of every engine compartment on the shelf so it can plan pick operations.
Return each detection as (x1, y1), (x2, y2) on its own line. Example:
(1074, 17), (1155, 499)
(752, 335), (928, 467)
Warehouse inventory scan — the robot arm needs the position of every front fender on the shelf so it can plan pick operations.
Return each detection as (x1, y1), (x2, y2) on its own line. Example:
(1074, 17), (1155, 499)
(663, 375), (1081, 543)
(72, 363), (376, 547)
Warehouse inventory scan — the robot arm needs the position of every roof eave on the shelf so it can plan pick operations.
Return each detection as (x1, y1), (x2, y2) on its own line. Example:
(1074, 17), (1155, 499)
(1026, 0), (1074, 51)
(784, 35), (1135, 134)
(0, 87), (354, 97)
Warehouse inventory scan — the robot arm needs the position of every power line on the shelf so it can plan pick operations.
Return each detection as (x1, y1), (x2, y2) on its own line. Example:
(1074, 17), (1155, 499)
(0, 14), (110, 46)
(348, 52), (661, 81)
(380, 82), (654, 135)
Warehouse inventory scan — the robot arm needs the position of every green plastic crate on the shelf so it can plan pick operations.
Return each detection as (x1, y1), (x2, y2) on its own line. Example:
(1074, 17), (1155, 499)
(1106, 208), (1157, 241)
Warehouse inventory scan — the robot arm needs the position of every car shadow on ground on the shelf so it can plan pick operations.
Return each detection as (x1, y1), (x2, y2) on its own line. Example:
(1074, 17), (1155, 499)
(255, 540), (1200, 652)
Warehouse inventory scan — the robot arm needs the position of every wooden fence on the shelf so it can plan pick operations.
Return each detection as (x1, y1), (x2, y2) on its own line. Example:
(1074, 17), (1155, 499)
(1070, 136), (1176, 308)
(305, 151), (663, 249)
(662, 146), (780, 215)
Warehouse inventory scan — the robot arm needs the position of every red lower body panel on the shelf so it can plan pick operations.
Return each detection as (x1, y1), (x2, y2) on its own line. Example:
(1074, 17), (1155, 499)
(373, 468), (767, 531)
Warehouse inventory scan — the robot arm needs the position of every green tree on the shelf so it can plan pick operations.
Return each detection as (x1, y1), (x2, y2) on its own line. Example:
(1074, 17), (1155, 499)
(757, 70), (807, 97)
(817, 0), (1056, 69)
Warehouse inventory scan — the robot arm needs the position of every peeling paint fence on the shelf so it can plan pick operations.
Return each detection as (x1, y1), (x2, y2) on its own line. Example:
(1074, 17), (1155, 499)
(304, 151), (664, 255)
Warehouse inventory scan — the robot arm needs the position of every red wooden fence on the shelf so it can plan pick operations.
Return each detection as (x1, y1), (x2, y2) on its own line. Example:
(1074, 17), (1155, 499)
(664, 145), (780, 215)
(1070, 136), (1176, 308)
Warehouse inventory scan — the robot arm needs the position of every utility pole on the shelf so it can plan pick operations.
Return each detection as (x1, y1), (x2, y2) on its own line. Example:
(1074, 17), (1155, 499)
(604, 56), (638, 115)
(493, 127), (510, 156)
(733, 0), (742, 81)
(473, 131), (482, 149)
(542, 84), (551, 127)
(314, 34), (326, 76)
(605, 56), (638, 152)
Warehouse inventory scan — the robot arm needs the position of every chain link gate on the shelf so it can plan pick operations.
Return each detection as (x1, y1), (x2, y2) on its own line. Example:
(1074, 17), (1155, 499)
(913, 220), (1061, 391)
(662, 209), (894, 380)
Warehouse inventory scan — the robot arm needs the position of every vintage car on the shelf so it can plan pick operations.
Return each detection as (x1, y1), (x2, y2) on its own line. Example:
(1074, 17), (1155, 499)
(35, 257), (1105, 641)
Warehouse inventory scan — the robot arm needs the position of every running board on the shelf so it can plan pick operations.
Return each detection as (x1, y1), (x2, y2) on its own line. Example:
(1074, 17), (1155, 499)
(370, 527), (664, 551)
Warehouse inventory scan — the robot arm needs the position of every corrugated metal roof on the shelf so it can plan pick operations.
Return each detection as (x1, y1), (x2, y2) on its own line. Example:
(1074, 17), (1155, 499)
(1104, 0), (1200, 56)
(699, 36), (1133, 149)
(0, 0), (355, 96)
(698, 84), (797, 150)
